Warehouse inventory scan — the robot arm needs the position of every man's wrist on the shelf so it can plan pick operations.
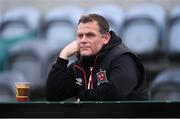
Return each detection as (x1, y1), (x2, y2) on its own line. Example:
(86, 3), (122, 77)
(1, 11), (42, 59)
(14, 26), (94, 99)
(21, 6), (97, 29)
(59, 52), (68, 60)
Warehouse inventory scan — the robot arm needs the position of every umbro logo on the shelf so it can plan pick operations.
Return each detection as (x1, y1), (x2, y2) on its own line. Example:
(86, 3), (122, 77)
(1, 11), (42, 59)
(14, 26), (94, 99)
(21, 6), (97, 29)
(76, 78), (82, 86)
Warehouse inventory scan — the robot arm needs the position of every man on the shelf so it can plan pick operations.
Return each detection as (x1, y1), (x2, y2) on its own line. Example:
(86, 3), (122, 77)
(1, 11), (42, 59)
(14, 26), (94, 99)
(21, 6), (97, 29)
(45, 14), (149, 101)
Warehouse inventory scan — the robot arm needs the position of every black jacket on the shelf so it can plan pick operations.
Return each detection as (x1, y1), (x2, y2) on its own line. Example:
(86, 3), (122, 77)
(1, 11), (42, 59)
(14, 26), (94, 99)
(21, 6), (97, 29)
(45, 31), (149, 101)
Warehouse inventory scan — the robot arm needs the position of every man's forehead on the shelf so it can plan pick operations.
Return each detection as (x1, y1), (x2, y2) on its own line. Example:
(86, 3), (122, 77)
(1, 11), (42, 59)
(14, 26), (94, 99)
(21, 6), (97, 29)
(77, 21), (99, 33)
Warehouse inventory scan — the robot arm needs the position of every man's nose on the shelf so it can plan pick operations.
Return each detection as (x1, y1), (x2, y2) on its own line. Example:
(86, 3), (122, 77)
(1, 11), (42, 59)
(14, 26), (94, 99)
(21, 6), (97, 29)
(81, 35), (88, 42)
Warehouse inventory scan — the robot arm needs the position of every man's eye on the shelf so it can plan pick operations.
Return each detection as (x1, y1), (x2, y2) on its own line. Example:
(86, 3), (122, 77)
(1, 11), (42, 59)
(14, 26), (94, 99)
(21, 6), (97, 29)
(87, 33), (95, 37)
(78, 35), (82, 38)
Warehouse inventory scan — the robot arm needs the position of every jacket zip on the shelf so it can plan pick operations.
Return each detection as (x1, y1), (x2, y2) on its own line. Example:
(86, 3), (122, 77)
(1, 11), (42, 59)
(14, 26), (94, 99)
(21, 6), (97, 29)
(74, 55), (98, 90)
(88, 67), (93, 89)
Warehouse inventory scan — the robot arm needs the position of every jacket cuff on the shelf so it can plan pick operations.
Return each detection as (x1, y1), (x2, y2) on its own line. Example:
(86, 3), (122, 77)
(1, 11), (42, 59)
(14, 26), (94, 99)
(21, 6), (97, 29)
(55, 57), (69, 67)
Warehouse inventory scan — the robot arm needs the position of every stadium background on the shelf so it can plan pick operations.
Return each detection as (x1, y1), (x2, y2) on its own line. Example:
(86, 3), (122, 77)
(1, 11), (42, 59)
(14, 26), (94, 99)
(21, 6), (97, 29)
(0, 0), (180, 101)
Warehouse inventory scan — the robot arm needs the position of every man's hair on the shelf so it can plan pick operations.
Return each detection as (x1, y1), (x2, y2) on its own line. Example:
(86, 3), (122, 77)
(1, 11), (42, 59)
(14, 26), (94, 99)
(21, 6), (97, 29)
(78, 14), (109, 34)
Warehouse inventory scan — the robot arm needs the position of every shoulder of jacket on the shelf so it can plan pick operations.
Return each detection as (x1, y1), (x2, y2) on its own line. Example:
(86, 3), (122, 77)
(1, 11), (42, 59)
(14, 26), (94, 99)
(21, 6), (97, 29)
(108, 43), (133, 58)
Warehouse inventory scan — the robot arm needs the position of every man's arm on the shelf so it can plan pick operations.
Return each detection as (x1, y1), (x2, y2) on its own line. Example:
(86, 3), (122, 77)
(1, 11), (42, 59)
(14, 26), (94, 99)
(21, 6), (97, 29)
(45, 41), (79, 101)
(45, 58), (76, 101)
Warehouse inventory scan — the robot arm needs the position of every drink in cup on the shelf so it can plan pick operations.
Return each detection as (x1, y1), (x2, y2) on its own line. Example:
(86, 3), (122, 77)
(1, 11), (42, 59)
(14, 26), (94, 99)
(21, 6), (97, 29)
(15, 82), (30, 102)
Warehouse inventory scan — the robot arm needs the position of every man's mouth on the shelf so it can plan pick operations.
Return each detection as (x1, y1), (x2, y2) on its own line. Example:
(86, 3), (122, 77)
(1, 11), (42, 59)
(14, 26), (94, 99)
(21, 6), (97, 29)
(80, 46), (90, 50)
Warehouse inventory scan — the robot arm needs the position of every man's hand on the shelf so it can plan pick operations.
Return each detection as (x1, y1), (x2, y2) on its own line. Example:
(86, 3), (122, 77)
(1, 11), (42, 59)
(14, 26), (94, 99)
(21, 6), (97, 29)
(59, 41), (78, 60)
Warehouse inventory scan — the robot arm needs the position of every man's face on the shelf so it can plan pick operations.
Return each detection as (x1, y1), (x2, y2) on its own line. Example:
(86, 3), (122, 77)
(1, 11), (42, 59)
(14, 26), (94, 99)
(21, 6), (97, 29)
(77, 21), (110, 56)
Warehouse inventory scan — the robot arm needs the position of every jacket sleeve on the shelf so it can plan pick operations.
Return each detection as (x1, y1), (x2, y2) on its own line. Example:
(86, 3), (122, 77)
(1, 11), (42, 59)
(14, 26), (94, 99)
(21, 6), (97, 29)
(45, 57), (77, 101)
(78, 54), (139, 101)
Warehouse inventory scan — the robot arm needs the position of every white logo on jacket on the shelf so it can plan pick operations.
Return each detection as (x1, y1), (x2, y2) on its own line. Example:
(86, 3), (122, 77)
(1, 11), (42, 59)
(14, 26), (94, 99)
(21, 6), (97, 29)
(76, 78), (82, 85)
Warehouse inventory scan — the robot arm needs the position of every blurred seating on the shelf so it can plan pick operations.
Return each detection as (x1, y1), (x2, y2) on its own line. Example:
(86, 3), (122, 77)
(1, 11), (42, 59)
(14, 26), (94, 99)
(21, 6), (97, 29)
(149, 68), (180, 101)
(121, 3), (168, 81)
(39, 6), (82, 79)
(122, 3), (166, 56)
(168, 6), (180, 65)
(5, 40), (53, 100)
(5, 39), (76, 100)
(87, 4), (125, 37)
(0, 6), (42, 39)
(42, 5), (83, 48)
(0, 6), (42, 71)
(0, 70), (26, 102)
(0, 12), (1, 26)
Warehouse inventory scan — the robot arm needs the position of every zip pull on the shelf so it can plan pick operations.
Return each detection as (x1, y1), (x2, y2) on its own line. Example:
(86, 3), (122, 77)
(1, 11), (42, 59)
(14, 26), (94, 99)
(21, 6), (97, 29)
(88, 67), (93, 89)
(90, 67), (93, 72)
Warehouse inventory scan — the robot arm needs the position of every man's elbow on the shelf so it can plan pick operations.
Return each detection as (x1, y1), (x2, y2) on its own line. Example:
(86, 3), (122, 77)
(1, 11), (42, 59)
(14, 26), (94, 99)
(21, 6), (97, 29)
(45, 89), (59, 101)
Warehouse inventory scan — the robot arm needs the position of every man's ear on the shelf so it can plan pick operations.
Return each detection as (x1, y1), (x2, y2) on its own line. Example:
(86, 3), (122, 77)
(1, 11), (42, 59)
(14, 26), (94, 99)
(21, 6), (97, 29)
(103, 32), (111, 44)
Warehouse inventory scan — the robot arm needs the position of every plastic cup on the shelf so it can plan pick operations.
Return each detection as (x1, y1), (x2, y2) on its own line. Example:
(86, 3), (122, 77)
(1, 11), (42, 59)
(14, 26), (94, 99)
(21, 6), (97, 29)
(15, 82), (30, 102)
